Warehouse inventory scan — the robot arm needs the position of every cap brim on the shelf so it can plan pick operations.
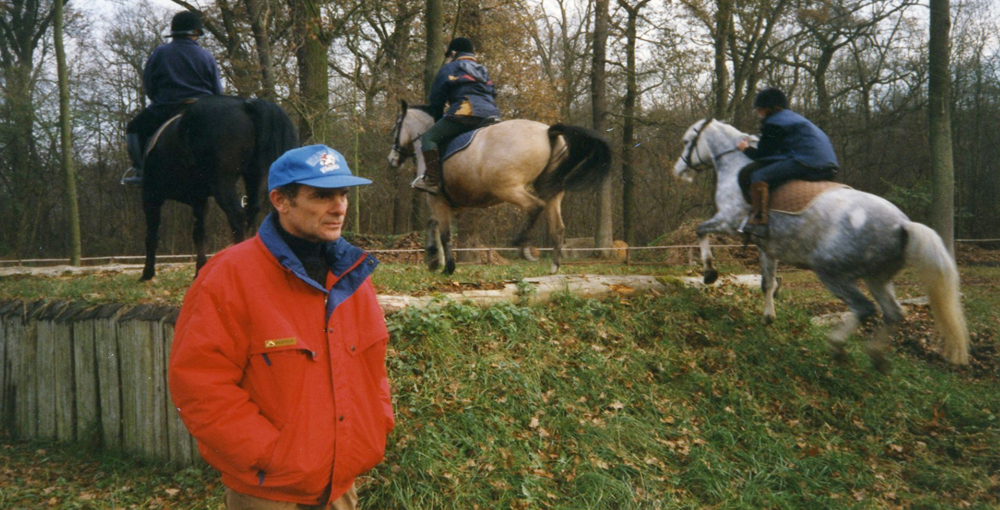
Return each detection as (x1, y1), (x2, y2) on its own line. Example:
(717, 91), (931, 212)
(294, 174), (372, 189)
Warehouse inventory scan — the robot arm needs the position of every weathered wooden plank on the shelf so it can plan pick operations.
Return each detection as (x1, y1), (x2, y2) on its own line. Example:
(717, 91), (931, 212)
(35, 315), (57, 440)
(117, 318), (141, 454)
(0, 309), (8, 431)
(53, 314), (76, 442)
(93, 304), (125, 450)
(150, 319), (168, 459)
(163, 322), (193, 465)
(18, 314), (37, 439)
(72, 311), (99, 444)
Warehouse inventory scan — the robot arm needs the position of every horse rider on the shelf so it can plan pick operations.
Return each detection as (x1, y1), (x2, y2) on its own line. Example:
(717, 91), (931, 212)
(736, 88), (839, 238)
(411, 37), (501, 195)
(122, 10), (223, 186)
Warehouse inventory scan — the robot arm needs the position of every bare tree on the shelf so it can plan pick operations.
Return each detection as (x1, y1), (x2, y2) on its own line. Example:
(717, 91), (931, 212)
(54, 0), (80, 264)
(928, 0), (954, 254)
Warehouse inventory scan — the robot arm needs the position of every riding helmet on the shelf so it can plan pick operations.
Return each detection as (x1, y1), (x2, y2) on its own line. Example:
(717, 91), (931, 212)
(170, 11), (203, 37)
(753, 88), (788, 109)
(446, 37), (475, 55)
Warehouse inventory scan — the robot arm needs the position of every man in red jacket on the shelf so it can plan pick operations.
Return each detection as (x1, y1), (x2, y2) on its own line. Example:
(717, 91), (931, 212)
(168, 145), (393, 509)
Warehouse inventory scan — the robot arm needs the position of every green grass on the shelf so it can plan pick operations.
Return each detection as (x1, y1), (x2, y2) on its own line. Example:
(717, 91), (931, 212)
(1, 263), (998, 509)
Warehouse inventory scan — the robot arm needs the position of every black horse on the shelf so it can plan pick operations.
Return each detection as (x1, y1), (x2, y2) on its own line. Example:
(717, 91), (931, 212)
(140, 95), (297, 281)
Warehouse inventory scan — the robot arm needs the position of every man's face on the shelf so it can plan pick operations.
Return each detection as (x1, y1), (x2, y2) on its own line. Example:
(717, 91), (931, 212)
(754, 107), (770, 119)
(271, 185), (350, 243)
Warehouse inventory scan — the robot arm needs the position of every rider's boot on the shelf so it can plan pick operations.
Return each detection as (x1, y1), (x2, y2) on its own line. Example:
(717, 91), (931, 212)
(122, 133), (144, 186)
(411, 148), (442, 194)
(743, 181), (770, 238)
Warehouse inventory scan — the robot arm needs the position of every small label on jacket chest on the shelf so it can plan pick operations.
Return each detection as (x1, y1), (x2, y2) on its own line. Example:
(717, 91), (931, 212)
(264, 337), (297, 348)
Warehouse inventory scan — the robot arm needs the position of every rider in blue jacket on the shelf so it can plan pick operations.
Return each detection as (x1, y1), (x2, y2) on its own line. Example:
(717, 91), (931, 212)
(411, 37), (500, 194)
(123, 11), (223, 186)
(736, 88), (839, 238)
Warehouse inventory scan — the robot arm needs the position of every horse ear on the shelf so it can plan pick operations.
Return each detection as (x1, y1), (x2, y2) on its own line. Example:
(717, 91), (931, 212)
(400, 99), (408, 113)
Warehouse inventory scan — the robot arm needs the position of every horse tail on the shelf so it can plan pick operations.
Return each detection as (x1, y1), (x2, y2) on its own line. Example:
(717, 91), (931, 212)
(535, 124), (612, 199)
(243, 98), (298, 166)
(902, 222), (970, 364)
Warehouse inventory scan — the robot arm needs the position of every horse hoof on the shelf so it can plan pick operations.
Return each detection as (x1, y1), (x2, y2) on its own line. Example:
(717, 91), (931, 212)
(445, 260), (456, 275)
(549, 263), (559, 274)
(704, 269), (719, 285)
(522, 247), (538, 262)
(831, 348), (850, 365)
(871, 354), (891, 374)
(140, 272), (155, 282)
(763, 314), (775, 326)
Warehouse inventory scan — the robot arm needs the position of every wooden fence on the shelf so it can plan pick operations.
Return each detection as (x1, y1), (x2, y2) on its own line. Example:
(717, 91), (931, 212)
(0, 299), (200, 465)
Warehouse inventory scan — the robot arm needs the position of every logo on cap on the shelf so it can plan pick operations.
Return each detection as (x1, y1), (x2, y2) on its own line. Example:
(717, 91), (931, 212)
(306, 150), (341, 174)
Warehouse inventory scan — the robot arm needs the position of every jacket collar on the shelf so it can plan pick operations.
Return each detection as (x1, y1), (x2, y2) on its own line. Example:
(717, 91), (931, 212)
(258, 212), (371, 291)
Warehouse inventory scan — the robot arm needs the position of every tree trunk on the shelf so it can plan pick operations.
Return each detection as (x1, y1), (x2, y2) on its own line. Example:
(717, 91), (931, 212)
(424, 0), (443, 96)
(55, 0), (81, 265)
(712, 0), (732, 120)
(592, 0), (613, 256)
(929, 0), (954, 255)
(243, 0), (276, 100)
(619, 0), (650, 245)
(289, 0), (330, 143)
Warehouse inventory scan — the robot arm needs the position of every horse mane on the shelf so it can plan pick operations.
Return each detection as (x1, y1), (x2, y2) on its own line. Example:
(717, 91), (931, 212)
(409, 104), (435, 116)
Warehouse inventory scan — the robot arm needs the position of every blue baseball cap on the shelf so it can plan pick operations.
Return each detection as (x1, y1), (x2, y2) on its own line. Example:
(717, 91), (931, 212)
(268, 144), (372, 192)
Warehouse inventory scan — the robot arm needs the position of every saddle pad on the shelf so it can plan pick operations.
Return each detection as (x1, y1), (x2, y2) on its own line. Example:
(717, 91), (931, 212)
(442, 128), (482, 162)
(770, 180), (850, 214)
(144, 114), (183, 158)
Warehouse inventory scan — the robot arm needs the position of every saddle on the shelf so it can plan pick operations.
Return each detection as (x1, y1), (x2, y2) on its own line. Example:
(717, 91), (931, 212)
(769, 180), (849, 214)
(737, 162), (843, 214)
(441, 116), (502, 162)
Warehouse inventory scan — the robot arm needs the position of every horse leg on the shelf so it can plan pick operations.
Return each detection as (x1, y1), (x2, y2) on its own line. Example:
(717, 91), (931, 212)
(760, 252), (778, 325)
(440, 212), (456, 275)
(543, 192), (566, 273)
(498, 188), (546, 262)
(816, 272), (878, 363)
(864, 278), (905, 373)
(214, 177), (246, 243)
(242, 164), (265, 233)
(695, 218), (724, 284)
(425, 196), (451, 272)
(140, 200), (163, 282)
(192, 198), (209, 276)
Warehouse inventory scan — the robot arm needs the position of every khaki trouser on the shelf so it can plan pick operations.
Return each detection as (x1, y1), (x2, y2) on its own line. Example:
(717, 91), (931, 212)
(225, 484), (358, 510)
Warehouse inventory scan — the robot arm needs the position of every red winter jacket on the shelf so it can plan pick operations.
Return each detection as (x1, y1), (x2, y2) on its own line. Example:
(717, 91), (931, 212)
(168, 214), (393, 505)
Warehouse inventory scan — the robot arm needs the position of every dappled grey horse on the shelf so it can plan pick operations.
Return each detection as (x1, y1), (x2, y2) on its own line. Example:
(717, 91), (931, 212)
(674, 118), (969, 368)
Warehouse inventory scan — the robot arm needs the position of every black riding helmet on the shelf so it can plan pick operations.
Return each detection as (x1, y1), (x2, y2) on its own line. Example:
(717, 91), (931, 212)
(170, 11), (203, 37)
(446, 37), (474, 55)
(753, 88), (788, 109)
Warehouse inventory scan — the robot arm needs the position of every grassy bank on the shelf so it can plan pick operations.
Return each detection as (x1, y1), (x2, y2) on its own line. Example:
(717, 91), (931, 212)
(1, 265), (998, 509)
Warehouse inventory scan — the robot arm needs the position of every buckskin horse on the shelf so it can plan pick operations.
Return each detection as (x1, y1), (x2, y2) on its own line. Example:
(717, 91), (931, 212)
(139, 95), (297, 281)
(387, 100), (611, 274)
(673, 118), (969, 369)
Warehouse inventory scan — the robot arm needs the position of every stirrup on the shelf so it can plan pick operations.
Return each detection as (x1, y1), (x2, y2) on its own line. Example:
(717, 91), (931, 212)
(410, 176), (440, 194)
(121, 168), (143, 186)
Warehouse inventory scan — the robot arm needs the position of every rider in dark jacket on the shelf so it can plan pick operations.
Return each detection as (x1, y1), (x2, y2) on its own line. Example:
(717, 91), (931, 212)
(123, 11), (223, 186)
(736, 88), (839, 237)
(411, 37), (500, 194)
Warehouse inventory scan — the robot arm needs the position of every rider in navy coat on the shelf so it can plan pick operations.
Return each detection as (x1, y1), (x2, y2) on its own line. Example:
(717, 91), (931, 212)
(123, 11), (223, 186)
(411, 37), (500, 195)
(737, 88), (839, 238)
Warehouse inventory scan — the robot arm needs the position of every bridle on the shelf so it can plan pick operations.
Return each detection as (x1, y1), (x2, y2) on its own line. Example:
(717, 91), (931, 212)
(681, 118), (741, 170)
(681, 118), (713, 170)
(389, 111), (412, 164)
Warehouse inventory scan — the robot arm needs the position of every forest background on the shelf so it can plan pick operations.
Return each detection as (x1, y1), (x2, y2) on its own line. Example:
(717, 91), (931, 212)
(1, 0), (998, 261)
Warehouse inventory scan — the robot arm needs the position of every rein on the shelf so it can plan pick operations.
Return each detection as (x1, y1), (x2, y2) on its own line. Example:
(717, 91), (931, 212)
(681, 118), (741, 169)
(390, 111), (412, 162)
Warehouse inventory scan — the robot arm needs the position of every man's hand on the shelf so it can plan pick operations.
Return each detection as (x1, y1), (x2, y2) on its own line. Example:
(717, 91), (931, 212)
(737, 137), (751, 151)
